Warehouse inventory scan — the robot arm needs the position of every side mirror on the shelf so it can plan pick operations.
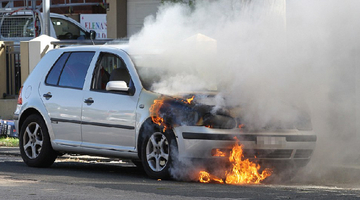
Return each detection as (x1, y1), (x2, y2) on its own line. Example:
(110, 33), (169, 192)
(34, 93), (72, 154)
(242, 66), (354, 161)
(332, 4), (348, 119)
(106, 81), (129, 92)
(89, 30), (96, 40)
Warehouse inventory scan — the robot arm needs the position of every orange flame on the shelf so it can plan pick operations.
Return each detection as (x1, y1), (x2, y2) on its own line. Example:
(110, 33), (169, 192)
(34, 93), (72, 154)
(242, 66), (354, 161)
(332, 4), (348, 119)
(149, 98), (168, 132)
(199, 138), (272, 184)
(186, 96), (195, 104)
(150, 96), (195, 131)
(213, 149), (226, 157)
(199, 171), (224, 184)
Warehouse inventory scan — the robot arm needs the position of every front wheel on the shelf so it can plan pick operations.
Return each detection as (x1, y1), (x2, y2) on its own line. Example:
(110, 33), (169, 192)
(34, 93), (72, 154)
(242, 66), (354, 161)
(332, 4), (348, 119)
(141, 129), (178, 179)
(19, 114), (57, 167)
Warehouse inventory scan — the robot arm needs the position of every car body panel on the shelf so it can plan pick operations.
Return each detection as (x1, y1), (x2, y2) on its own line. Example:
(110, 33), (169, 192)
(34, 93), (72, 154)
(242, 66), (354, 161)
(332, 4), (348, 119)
(38, 85), (83, 145)
(81, 90), (138, 149)
(174, 126), (315, 159)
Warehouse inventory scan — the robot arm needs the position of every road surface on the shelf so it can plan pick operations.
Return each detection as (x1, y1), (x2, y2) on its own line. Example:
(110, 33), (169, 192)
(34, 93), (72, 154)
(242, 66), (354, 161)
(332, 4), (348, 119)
(1, 150), (360, 200)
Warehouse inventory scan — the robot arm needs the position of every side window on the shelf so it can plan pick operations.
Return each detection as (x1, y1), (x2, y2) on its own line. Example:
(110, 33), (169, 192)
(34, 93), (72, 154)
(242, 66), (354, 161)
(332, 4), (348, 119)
(45, 52), (95, 89)
(91, 53), (131, 91)
(51, 17), (86, 40)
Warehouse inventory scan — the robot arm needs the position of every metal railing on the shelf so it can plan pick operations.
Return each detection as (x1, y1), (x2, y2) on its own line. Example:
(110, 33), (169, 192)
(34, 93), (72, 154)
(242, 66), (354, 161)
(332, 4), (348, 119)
(4, 43), (21, 98)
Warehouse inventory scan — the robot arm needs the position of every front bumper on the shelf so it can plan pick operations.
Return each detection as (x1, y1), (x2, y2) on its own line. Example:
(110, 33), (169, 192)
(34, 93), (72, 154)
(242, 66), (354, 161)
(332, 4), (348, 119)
(173, 126), (316, 162)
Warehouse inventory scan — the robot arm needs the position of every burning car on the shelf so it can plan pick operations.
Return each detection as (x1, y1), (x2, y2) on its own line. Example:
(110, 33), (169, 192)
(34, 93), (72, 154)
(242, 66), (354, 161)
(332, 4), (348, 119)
(13, 43), (316, 181)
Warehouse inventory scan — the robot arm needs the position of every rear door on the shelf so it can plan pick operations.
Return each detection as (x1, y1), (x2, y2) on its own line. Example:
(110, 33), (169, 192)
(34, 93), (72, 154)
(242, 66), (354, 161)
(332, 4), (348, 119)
(39, 51), (96, 146)
(81, 50), (138, 151)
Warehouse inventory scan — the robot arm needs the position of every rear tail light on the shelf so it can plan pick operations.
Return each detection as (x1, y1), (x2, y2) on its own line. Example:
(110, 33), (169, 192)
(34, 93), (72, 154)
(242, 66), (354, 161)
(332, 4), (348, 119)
(17, 86), (23, 105)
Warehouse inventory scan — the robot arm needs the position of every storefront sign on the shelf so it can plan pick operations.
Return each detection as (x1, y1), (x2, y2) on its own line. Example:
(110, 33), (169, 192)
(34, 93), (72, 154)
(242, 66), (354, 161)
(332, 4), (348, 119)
(80, 14), (107, 39)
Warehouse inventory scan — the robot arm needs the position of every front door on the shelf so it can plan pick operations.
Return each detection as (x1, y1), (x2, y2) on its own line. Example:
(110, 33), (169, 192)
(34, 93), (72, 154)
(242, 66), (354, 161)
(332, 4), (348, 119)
(81, 52), (137, 151)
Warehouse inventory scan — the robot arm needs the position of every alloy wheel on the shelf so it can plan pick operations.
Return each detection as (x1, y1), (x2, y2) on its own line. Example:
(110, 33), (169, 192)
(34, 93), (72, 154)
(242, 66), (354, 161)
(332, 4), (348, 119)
(23, 122), (43, 159)
(145, 132), (169, 172)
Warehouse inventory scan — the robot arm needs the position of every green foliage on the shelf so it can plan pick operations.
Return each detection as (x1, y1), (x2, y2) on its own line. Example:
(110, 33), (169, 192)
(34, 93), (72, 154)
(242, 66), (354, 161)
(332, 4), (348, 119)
(0, 136), (19, 147)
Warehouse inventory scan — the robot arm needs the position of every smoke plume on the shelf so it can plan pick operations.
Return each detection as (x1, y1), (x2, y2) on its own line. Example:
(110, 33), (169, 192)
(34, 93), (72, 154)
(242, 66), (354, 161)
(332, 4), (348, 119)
(129, 0), (360, 184)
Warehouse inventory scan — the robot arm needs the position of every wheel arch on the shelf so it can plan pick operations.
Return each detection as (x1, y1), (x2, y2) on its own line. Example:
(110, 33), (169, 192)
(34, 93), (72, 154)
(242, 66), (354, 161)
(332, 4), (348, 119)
(19, 108), (43, 131)
(19, 111), (57, 167)
(18, 108), (53, 140)
(137, 117), (179, 159)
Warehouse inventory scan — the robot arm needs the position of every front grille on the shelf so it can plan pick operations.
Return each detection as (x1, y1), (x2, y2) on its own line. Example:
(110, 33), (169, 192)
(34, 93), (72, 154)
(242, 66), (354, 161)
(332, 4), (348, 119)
(243, 149), (293, 159)
(294, 149), (313, 158)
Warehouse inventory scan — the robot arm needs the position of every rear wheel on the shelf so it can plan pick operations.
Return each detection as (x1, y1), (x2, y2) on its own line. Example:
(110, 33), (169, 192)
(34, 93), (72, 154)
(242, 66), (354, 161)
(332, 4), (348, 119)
(141, 128), (178, 179)
(19, 114), (57, 167)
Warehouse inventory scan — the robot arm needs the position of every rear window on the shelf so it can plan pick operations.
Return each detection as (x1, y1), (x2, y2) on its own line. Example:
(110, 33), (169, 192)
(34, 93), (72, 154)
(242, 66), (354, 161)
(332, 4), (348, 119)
(0, 15), (34, 38)
(45, 51), (95, 89)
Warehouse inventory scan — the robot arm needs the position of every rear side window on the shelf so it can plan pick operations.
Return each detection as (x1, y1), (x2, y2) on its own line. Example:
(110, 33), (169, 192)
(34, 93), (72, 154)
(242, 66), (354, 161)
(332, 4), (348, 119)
(45, 51), (95, 89)
(46, 52), (70, 85)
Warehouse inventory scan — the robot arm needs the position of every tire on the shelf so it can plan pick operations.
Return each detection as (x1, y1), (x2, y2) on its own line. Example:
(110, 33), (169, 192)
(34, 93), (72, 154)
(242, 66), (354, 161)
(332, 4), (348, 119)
(140, 127), (178, 179)
(19, 114), (57, 167)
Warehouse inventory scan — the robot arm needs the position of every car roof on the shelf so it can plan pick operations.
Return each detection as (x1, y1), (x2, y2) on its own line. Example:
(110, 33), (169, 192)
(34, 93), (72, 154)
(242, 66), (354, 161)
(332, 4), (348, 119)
(53, 43), (130, 53)
(7, 10), (76, 18)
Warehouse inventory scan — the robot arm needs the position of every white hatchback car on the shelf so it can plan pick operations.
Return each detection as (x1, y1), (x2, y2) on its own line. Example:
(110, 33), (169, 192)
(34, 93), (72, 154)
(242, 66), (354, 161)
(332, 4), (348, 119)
(14, 44), (316, 179)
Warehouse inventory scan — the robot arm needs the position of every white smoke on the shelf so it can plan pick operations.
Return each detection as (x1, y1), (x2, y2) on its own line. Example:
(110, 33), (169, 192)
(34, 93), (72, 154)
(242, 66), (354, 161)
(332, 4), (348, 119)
(129, 0), (360, 183)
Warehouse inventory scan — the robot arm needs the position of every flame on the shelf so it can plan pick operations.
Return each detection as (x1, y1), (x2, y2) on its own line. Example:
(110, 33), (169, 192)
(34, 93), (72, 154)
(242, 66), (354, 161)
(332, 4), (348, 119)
(199, 137), (272, 184)
(150, 96), (195, 131)
(149, 98), (168, 132)
(213, 149), (226, 157)
(180, 95), (195, 104)
(186, 96), (195, 104)
(199, 171), (224, 184)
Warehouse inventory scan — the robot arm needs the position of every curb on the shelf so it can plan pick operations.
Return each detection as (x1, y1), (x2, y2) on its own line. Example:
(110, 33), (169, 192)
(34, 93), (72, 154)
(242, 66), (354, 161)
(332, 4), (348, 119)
(0, 146), (133, 165)
(0, 147), (20, 156)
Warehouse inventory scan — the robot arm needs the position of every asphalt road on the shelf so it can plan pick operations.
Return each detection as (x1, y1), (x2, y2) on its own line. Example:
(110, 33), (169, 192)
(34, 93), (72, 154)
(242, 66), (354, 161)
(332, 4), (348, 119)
(1, 148), (360, 200)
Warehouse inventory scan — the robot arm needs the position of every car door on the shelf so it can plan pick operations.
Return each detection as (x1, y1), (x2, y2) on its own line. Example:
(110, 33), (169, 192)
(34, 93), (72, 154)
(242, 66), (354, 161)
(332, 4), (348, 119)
(39, 51), (95, 146)
(50, 17), (87, 40)
(81, 51), (138, 151)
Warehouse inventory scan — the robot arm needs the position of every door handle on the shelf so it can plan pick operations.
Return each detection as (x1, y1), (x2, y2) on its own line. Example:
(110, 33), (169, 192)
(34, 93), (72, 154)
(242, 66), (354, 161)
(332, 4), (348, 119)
(43, 92), (52, 99)
(84, 98), (94, 104)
